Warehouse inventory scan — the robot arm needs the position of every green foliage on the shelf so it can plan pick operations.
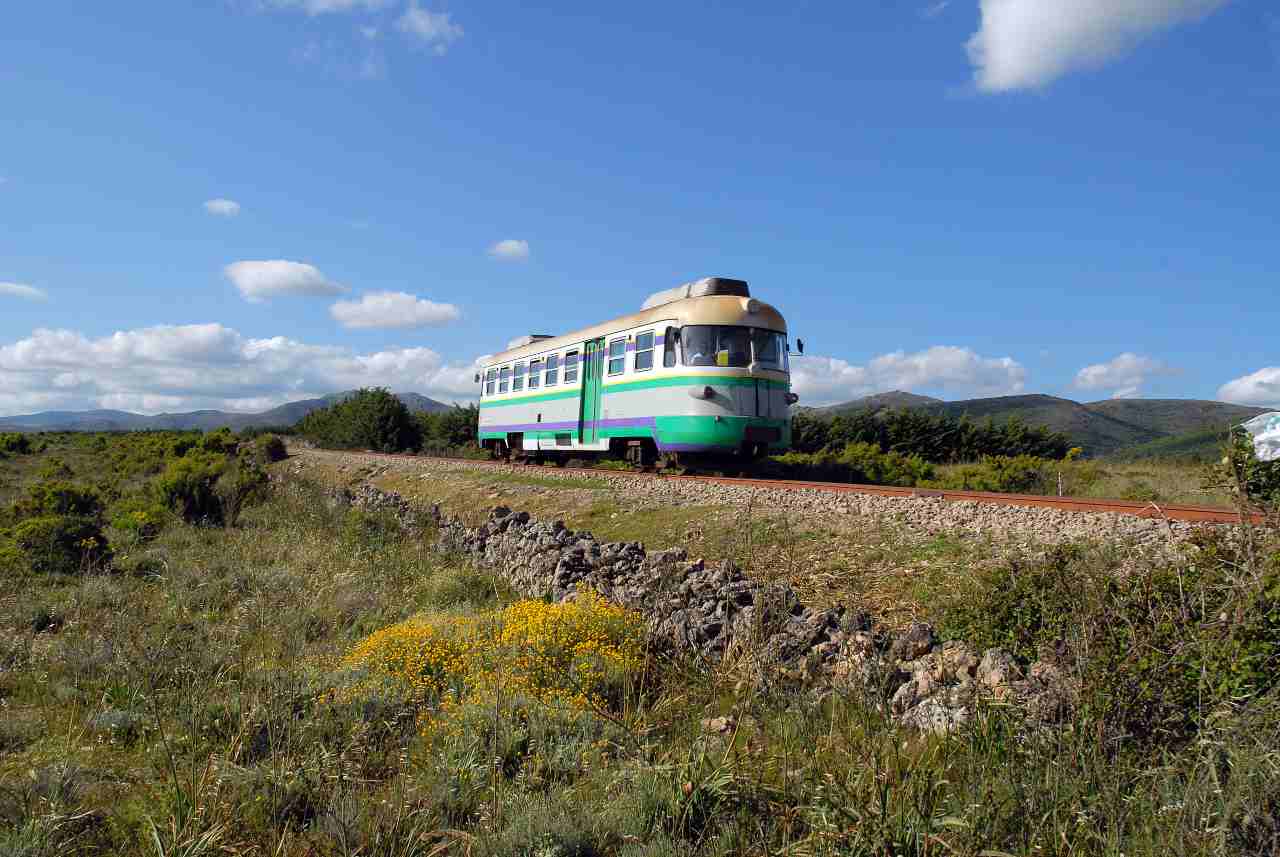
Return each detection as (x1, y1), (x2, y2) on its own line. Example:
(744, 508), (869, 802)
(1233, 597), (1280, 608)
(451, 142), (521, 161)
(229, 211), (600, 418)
(790, 408), (1072, 462)
(763, 441), (935, 487)
(154, 453), (227, 525)
(10, 515), (111, 574)
(252, 434), (287, 463)
(0, 432), (33, 455)
(927, 454), (1051, 494)
(297, 388), (423, 453)
(938, 535), (1280, 744)
(214, 455), (269, 527)
(109, 496), (170, 544)
(416, 404), (479, 452)
(13, 481), (105, 521)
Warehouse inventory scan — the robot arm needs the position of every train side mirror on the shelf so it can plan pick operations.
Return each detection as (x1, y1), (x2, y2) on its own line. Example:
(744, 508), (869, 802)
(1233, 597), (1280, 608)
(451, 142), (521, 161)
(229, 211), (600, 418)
(797, 338), (805, 355)
(474, 372), (481, 383)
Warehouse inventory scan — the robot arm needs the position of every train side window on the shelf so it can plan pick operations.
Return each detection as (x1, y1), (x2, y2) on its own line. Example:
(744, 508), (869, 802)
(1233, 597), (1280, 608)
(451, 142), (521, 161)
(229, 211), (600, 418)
(663, 328), (678, 368)
(499, 367), (510, 394)
(545, 354), (559, 386)
(607, 338), (626, 375)
(513, 362), (526, 392)
(485, 369), (496, 396)
(528, 359), (542, 390)
(634, 330), (654, 371)
(564, 351), (579, 383)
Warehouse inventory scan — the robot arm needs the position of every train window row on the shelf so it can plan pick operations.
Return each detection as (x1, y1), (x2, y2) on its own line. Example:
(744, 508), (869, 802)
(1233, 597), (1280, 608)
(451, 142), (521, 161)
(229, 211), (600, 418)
(483, 348), (581, 397)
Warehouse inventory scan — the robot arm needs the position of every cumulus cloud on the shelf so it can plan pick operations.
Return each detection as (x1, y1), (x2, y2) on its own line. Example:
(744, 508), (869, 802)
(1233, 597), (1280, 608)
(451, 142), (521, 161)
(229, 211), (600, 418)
(487, 239), (530, 262)
(0, 282), (47, 302)
(0, 323), (481, 415)
(1219, 368), (1280, 408)
(203, 198), (241, 217)
(966, 0), (1230, 92)
(397, 3), (463, 53)
(224, 260), (347, 302)
(1073, 352), (1177, 398)
(330, 291), (461, 329)
(790, 345), (1026, 406)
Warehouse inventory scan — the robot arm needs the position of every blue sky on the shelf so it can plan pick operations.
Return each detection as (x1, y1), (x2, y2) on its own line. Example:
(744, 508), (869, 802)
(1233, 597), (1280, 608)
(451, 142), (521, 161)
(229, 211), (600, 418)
(1, 0), (1277, 414)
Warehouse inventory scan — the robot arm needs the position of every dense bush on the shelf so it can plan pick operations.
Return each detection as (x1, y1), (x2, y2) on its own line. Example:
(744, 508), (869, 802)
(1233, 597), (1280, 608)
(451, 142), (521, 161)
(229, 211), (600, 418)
(154, 452), (228, 525)
(10, 515), (112, 574)
(108, 496), (170, 544)
(938, 534), (1280, 745)
(763, 442), (935, 487)
(926, 454), (1051, 494)
(297, 388), (422, 453)
(253, 433), (288, 463)
(0, 432), (32, 456)
(416, 404), (479, 452)
(791, 408), (1072, 462)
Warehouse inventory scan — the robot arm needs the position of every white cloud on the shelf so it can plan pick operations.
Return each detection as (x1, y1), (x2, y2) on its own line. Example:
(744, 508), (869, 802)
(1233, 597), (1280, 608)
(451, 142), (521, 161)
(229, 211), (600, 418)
(397, 3), (463, 53)
(359, 25), (379, 39)
(266, 0), (393, 15)
(1073, 352), (1177, 398)
(330, 291), (461, 329)
(922, 1), (950, 19)
(790, 345), (1026, 406)
(0, 323), (481, 415)
(224, 260), (347, 302)
(0, 282), (47, 302)
(966, 0), (1230, 93)
(487, 239), (530, 262)
(1219, 368), (1280, 408)
(203, 198), (241, 217)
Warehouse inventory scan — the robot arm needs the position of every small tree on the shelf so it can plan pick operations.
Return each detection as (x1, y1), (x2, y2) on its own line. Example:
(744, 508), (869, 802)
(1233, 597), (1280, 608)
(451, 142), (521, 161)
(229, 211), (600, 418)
(297, 388), (422, 452)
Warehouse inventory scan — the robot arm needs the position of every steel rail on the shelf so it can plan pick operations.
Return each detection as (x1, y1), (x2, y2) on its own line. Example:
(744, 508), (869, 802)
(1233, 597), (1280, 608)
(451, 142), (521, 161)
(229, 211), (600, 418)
(348, 449), (1265, 526)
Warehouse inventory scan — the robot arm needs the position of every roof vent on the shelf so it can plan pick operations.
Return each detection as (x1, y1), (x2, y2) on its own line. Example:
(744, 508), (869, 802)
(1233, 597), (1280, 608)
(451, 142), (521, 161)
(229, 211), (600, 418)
(641, 277), (750, 310)
(507, 334), (555, 350)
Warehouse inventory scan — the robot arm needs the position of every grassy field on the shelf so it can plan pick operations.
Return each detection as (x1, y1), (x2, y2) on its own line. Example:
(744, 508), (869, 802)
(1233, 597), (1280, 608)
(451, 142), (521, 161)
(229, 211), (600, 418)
(2, 434), (1280, 855)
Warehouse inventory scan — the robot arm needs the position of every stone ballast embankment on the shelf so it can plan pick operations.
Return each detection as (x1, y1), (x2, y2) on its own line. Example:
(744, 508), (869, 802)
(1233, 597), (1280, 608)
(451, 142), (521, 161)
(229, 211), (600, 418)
(330, 481), (1076, 733)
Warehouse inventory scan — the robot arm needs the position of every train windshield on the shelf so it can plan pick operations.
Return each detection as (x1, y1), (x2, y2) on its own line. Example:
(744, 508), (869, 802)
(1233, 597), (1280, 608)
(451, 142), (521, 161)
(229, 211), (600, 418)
(751, 330), (788, 371)
(680, 326), (788, 371)
(682, 326), (750, 367)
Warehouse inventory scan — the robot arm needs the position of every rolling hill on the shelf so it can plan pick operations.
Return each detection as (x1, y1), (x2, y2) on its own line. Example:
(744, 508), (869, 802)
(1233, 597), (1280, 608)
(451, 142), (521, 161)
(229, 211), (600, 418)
(817, 393), (1268, 458)
(0, 391), (453, 433)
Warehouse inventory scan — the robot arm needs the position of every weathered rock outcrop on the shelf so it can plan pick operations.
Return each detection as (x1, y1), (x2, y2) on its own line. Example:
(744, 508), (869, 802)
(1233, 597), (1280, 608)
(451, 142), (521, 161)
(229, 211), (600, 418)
(333, 482), (1078, 733)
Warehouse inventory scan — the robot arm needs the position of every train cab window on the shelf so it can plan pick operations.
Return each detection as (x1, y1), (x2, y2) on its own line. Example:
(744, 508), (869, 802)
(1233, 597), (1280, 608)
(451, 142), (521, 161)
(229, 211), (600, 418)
(485, 369), (496, 396)
(607, 339), (626, 375)
(634, 331), (654, 371)
(513, 362), (526, 392)
(564, 351), (579, 384)
(682, 325), (750, 367)
(499, 367), (511, 394)
(751, 330), (788, 370)
(545, 354), (559, 386)
(528, 359), (542, 389)
(663, 327), (678, 368)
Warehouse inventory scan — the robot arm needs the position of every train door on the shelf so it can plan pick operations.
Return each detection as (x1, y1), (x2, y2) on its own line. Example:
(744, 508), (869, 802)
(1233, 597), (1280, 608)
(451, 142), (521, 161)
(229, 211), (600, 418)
(579, 337), (605, 443)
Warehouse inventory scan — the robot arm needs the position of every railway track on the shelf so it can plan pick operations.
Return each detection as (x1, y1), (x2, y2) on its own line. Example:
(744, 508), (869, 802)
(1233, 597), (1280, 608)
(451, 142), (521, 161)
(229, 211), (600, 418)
(346, 449), (1267, 526)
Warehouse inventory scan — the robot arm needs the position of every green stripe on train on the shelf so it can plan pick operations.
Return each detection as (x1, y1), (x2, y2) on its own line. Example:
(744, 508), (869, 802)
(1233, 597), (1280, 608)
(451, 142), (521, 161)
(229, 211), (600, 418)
(480, 415), (790, 447)
(479, 375), (789, 409)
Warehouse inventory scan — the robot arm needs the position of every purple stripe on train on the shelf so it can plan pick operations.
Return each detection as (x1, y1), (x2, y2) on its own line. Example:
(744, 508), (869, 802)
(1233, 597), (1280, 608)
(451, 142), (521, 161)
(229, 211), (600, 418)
(481, 417), (658, 434)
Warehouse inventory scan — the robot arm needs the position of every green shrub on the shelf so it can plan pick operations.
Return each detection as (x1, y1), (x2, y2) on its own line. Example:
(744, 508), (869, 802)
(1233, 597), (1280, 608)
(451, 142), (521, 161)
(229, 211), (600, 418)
(254, 434), (287, 463)
(214, 456), (269, 526)
(763, 442), (934, 487)
(13, 481), (104, 521)
(928, 455), (1051, 494)
(937, 536), (1280, 745)
(0, 432), (32, 455)
(297, 388), (423, 453)
(155, 452), (227, 525)
(11, 515), (111, 574)
(790, 409), (1072, 462)
(109, 496), (170, 544)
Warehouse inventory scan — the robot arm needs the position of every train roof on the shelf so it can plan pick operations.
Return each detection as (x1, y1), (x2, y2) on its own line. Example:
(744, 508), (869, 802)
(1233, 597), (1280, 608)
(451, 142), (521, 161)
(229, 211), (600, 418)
(485, 292), (787, 365)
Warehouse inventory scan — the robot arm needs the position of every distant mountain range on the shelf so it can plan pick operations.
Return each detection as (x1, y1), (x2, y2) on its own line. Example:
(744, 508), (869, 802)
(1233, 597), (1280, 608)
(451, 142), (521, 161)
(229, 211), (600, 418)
(0, 391), (452, 433)
(812, 391), (1268, 458)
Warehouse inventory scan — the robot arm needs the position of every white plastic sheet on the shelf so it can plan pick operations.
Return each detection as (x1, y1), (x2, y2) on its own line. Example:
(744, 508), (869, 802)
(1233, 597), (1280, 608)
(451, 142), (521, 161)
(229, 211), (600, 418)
(1241, 412), (1280, 463)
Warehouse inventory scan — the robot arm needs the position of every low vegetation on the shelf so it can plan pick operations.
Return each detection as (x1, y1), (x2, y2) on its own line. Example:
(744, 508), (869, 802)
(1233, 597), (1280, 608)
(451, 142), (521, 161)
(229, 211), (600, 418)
(0, 429), (1277, 854)
(296, 387), (480, 456)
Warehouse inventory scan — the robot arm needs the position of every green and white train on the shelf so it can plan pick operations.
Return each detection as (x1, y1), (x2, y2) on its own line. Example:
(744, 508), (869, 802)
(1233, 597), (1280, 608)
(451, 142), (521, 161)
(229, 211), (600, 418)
(475, 277), (797, 462)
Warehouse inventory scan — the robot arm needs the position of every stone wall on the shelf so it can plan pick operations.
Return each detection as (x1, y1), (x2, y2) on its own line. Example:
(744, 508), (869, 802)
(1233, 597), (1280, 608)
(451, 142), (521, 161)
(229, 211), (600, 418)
(332, 481), (1075, 733)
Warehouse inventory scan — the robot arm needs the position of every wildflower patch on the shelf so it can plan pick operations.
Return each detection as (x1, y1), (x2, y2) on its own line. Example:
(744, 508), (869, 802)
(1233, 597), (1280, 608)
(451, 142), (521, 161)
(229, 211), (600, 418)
(336, 588), (647, 732)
